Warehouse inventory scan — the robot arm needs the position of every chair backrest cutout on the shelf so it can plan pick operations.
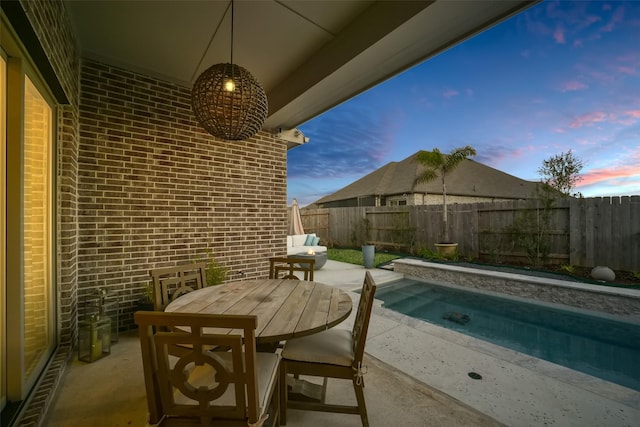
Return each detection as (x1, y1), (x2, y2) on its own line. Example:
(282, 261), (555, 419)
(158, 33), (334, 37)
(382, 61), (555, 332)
(135, 311), (262, 425)
(268, 256), (315, 281)
(149, 262), (207, 311)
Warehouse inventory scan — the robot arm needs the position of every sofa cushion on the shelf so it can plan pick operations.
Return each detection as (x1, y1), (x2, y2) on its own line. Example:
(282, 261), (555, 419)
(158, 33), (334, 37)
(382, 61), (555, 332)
(291, 234), (307, 247)
(312, 236), (320, 245)
(287, 236), (293, 248)
(304, 234), (315, 246)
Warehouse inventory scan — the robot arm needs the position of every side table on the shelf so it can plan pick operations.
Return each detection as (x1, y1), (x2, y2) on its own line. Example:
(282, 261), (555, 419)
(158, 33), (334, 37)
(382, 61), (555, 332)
(293, 251), (327, 270)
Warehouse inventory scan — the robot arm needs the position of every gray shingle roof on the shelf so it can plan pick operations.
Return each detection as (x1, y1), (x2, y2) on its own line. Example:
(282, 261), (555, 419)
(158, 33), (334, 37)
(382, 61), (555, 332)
(313, 151), (539, 205)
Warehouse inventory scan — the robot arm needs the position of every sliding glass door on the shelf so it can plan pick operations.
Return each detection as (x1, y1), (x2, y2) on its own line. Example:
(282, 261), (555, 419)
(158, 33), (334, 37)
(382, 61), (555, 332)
(1, 17), (56, 407)
(20, 74), (54, 388)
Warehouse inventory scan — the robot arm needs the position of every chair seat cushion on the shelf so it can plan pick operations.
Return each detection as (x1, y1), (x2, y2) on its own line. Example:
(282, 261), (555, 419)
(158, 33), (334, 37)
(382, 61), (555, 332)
(282, 328), (353, 366)
(174, 352), (280, 418)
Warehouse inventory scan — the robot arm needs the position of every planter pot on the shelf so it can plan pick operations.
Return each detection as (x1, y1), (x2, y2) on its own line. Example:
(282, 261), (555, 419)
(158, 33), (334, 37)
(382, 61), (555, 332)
(362, 245), (375, 269)
(136, 300), (155, 312)
(434, 243), (458, 259)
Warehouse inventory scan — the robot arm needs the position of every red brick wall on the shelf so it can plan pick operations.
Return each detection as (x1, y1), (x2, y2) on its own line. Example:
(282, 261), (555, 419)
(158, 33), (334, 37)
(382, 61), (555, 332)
(78, 59), (288, 329)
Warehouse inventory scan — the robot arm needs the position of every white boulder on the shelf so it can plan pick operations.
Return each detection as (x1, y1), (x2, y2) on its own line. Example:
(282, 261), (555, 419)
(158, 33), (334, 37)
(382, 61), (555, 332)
(591, 266), (615, 282)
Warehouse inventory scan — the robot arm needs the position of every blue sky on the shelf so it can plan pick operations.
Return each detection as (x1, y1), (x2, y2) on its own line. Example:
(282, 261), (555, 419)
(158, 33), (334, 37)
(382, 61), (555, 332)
(287, 0), (640, 206)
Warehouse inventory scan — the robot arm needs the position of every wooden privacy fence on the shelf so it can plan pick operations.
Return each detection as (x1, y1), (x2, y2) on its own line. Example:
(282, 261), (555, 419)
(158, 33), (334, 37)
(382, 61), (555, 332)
(299, 196), (640, 271)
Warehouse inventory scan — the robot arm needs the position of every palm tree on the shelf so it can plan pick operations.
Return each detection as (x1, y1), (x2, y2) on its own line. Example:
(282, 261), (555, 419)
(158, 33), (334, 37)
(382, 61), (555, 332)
(415, 146), (477, 243)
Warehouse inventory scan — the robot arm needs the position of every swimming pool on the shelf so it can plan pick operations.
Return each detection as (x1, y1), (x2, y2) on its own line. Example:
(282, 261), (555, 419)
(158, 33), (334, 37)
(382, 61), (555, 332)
(376, 278), (640, 392)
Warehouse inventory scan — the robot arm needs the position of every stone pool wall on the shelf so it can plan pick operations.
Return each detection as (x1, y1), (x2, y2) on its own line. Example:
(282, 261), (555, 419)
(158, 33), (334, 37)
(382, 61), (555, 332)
(393, 259), (640, 322)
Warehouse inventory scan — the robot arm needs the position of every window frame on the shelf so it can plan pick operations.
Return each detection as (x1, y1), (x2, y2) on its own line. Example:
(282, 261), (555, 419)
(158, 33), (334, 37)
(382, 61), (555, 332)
(0, 46), (7, 415)
(1, 13), (58, 403)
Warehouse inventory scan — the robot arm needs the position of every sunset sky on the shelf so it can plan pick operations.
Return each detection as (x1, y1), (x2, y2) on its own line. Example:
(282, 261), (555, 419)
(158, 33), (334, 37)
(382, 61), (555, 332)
(287, 0), (640, 206)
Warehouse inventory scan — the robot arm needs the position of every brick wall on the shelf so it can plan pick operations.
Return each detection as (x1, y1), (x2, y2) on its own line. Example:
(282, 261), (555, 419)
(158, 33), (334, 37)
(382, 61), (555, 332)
(77, 59), (288, 330)
(15, 1), (80, 426)
(11, 2), (289, 425)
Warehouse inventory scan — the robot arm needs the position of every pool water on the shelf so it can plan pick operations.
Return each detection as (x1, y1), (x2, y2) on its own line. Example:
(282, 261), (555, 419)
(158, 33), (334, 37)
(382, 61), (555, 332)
(376, 279), (640, 392)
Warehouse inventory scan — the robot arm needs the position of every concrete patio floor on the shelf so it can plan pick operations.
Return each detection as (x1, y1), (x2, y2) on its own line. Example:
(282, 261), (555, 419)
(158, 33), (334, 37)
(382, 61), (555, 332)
(44, 260), (640, 426)
(43, 331), (500, 427)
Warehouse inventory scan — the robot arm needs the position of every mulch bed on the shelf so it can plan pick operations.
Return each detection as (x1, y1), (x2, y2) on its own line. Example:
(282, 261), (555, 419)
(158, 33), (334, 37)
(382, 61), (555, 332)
(458, 259), (640, 288)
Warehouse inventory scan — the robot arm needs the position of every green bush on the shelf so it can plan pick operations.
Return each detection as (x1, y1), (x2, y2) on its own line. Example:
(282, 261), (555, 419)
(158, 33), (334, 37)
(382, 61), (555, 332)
(205, 258), (228, 286)
(196, 251), (229, 286)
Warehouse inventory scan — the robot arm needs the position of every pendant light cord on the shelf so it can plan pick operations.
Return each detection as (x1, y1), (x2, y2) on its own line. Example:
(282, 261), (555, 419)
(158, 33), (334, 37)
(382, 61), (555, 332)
(190, 1), (233, 82)
(230, 0), (234, 65)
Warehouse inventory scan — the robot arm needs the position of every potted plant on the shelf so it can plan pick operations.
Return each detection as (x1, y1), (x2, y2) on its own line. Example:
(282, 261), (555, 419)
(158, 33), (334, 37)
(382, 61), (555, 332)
(415, 145), (477, 258)
(194, 251), (230, 286)
(204, 256), (229, 286)
(137, 282), (155, 311)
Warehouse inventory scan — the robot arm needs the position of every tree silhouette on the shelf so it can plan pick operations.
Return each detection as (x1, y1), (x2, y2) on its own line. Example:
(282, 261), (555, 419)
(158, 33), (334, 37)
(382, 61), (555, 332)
(538, 150), (584, 196)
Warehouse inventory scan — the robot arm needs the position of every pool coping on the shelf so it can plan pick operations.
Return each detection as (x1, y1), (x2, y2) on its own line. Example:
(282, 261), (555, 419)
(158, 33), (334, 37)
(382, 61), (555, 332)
(367, 305), (640, 426)
(393, 258), (640, 322)
(314, 260), (640, 426)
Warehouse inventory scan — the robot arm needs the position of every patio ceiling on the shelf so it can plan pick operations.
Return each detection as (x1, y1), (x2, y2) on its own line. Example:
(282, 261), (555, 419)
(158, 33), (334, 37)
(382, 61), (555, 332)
(65, 0), (537, 141)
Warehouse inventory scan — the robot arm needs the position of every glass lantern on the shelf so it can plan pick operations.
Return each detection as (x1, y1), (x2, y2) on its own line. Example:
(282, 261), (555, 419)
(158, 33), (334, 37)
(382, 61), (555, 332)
(78, 315), (111, 362)
(82, 288), (120, 343)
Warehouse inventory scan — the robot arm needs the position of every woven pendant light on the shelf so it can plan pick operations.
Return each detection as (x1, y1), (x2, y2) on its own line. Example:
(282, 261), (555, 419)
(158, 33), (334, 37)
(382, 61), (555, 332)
(192, 0), (268, 140)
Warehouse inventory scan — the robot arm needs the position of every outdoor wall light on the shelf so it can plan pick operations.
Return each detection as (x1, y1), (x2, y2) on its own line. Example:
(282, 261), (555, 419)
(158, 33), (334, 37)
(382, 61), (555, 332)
(192, 0), (268, 141)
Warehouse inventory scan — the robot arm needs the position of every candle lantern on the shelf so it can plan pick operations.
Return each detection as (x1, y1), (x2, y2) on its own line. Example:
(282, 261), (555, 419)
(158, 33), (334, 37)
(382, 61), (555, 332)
(82, 288), (120, 343)
(78, 315), (111, 362)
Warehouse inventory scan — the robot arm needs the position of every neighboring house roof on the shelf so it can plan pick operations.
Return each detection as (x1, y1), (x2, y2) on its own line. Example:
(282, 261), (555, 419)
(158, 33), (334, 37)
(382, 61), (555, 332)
(312, 151), (539, 205)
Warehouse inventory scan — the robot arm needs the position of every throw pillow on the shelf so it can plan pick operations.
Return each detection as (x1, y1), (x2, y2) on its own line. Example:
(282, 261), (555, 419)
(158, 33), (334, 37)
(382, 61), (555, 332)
(312, 236), (320, 245)
(304, 234), (315, 246)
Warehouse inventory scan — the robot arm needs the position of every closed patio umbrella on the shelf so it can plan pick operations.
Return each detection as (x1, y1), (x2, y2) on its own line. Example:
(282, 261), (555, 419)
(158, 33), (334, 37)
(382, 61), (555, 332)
(289, 198), (305, 235)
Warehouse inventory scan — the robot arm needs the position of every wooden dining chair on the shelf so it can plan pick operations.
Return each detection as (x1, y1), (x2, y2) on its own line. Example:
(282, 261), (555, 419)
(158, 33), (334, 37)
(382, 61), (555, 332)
(149, 262), (207, 311)
(135, 311), (281, 427)
(278, 271), (377, 426)
(268, 256), (315, 281)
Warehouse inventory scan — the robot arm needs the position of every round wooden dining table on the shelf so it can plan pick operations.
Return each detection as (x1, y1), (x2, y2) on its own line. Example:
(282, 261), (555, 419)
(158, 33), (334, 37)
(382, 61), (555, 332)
(164, 278), (353, 345)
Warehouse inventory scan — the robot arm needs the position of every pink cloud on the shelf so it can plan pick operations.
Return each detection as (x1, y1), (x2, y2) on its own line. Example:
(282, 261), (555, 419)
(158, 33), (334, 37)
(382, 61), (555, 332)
(574, 137), (594, 146)
(617, 52), (640, 67)
(568, 111), (610, 128)
(560, 80), (587, 92)
(553, 26), (566, 44)
(616, 53), (640, 74)
(617, 66), (637, 75)
(533, 2), (628, 50)
(572, 63), (615, 84)
(600, 5), (625, 33)
(579, 148), (640, 188)
(618, 110), (640, 125)
(442, 89), (459, 99)
(580, 164), (639, 187)
(565, 109), (640, 128)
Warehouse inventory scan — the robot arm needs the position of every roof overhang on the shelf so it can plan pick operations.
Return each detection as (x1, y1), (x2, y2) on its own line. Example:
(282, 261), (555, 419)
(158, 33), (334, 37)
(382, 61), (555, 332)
(62, 1), (538, 138)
